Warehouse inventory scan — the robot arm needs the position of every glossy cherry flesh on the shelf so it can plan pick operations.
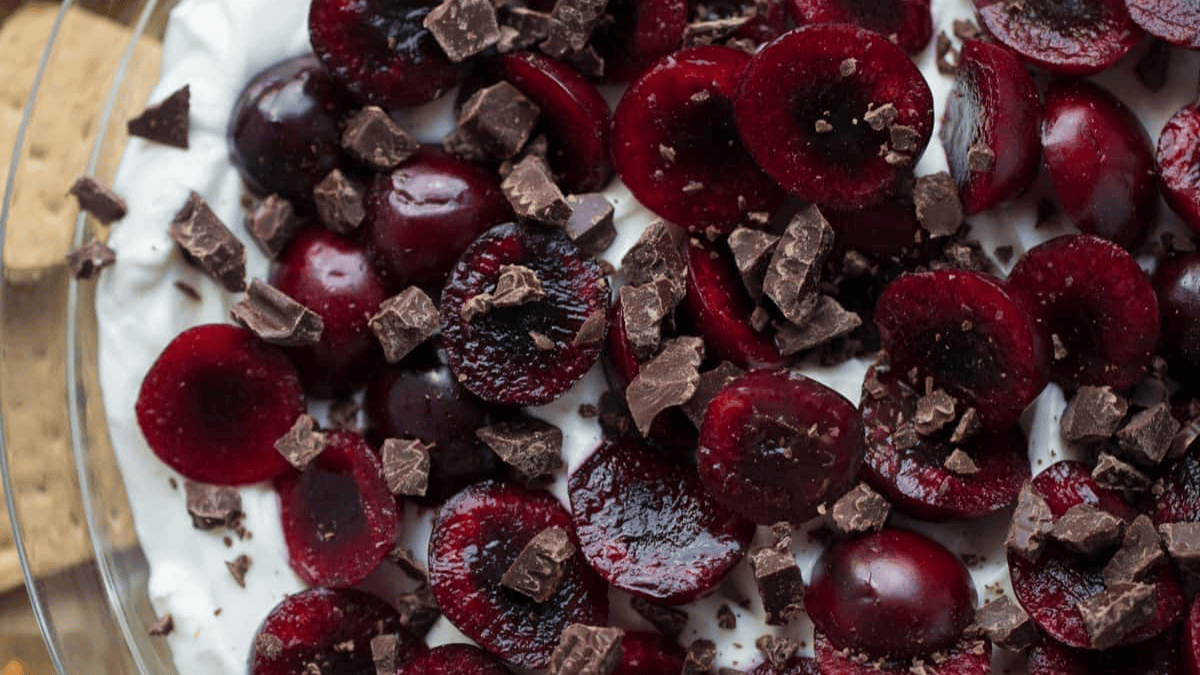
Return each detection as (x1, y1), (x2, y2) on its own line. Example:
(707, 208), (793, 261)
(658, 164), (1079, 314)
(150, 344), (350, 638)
(1154, 252), (1200, 386)
(973, 0), (1142, 75)
(1157, 102), (1200, 233)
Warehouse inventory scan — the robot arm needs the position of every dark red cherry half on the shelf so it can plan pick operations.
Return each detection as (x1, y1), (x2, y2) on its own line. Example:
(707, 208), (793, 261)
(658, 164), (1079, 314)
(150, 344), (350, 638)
(812, 632), (990, 675)
(136, 324), (303, 485)
(940, 39), (1041, 215)
(734, 24), (934, 209)
(309, 0), (462, 108)
(611, 45), (784, 234)
(397, 643), (516, 675)
(428, 481), (609, 669)
(613, 631), (688, 675)
(973, 0), (1142, 75)
(1157, 102), (1200, 234)
(568, 437), (754, 604)
(591, 0), (689, 82)
(1032, 460), (1140, 521)
(1125, 0), (1200, 48)
(698, 369), (865, 525)
(1041, 78), (1159, 251)
(786, 0), (933, 54)
(250, 588), (425, 675)
(875, 269), (1049, 431)
(274, 430), (398, 588)
(1028, 629), (1184, 675)
(1154, 252), (1200, 386)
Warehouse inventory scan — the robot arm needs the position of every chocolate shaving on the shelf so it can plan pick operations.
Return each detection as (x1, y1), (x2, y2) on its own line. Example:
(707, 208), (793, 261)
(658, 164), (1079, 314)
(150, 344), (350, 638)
(1077, 582), (1156, 650)
(773, 295), (861, 356)
(913, 172), (963, 238)
(1062, 385), (1128, 444)
(625, 336), (704, 436)
(342, 106), (418, 170)
(423, 0), (501, 61)
(66, 240), (116, 280)
(621, 220), (688, 305)
(476, 417), (564, 480)
(727, 227), (779, 300)
(618, 280), (674, 359)
(459, 82), (541, 159)
(1158, 522), (1200, 578)
(531, 331), (555, 350)
(245, 195), (303, 258)
(748, 545), (805, 625)
(762, 204), (834, 325)
(501, 7), (553, 52)
(1103, 514), (1164, 585)
(1006, 482), (1054, 561)
(564, 193), (616, 255)
(1116, 402), (1181, 467)
(174, 280), (201, 300)
(630, 596), (688, 638)
(380, 438), (432, 497)
(830, 482), (890, 534)
(1092, 452), (1151, 499)
(547, 624), (623, 675)
(975, 596), (1037, 652)
(369, 287), (439, 363)
(313, 169), (366, 234)
(1050, 503), (1124, 558)
(170, 191), (246, 292)
(185, 481), (243, 530)
(502, 154), (572, 225)
(682, 639), (716, 675)
(943, 448), (979, 475)
(232, 279), (324, 346)
(225, 554), (251, 588)
(914, 388), (957, 436)
(839, 57), (857, 77)
(501, 526), (577, 602)
(128, 84), (189, 148)
(148, 613), (174, 637)
(682, 361), (745, 428)
(69, 175), (127, 224)
(274, 414), (327, 470)
(573, 309), (607, 346)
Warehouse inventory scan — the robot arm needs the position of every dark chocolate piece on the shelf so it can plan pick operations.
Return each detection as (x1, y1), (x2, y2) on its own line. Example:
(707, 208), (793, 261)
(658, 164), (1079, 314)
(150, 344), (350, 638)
(748, 545), (805, 625)
(914, 388), (957, 436)
(342, 106), (418, 170)
(459, 82), (541, 160)
(975, 596), (1037, 652)
(547, 624), (624, 675)
(66, 240), (116, 280)
(564, 193), (616, 255)
(1077, 581), (1156, 650)
(935, 31), (958, 75)
(890, 125), (921, 153)
(994, 245), (1015, 265)
(69, 175), (127, 224)
(313, 168), (366, 234)
(618, 280), (674, 359)
(442, 125), (491, 163)
(864, 102), (898, 131)
(476, 417), (564, 480)
(682, 639), (717, 675)
(755, 635), (798, 669)
(148, 613), (174, 637)
(371, 634), (400, 675)
(952, 18), (981, 39)
(328, 398), (362, 434)
(395, 583), (441, 637)
(727, 227), (779, 300)
(762, 204), (834, 325)
(369, 287), (439, 363)
(530, 330), (555, 350)
(621, 220), (687, 305)
(967, 140), (995, 172)
(170, 191), (246, 292)
(1006, 482), (1054, 561)
(128, 84), (190, 149)
(625, 336), (704, 436)
(830, 482), (890, 535)
(244, 195), (303, 259)
(1158, 522), (1200, 578)
(716, 604), (736, 630)
(502, 154), (571, 226)
(380, 438), (432, 497)
(1170, 415), (1200, 459)
(1061, 385), (1128, 444)
(630, 596), (688, 638)
(1135, 40), (1171, 93)
(274, 414), (327, 470)
(573, 309), (607, 346)
(950, 408), (982, 444)
(184, 481), (243, 530)
(225, 554), (252, 588)
(540, 0), (607, 56)
(943, 449), (979, 476)
(913, 172), (963, 238)
(232, 279), (324, 346)
(500, 7), (553, 53)
(681, 361), (745, 427)
(1050, 503), (1124, 557)
(493, 263), (547, 307)
(682, 16), (749, 47)
(1116, 402), (1181, 467)
(501, 525), (577, 602)
(773, 295), (861, 356)
(1103, 514), (1164, 586)
(1092, 452), (1151, 499)
(423, 0), (502, 61)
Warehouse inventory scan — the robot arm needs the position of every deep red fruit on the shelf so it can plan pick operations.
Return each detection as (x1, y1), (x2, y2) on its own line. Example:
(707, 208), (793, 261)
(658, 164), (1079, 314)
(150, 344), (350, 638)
(568, 437), (754, 603)
(1188, 596), (1200, 675)
(590, 0), (689, 82)
(874, 269), (1049, 431)
(612, 46), (784, 234)
(748, 654), (819, 675)
(136, 324), (303, 485)
(939, 39), (1041, 215)
(228, 55), (355, 207)
(734, 24), (934, 209)
(250, 588), (425, 675)
(428, 481), (609, 669)
(974, 0), (1142, 75)
(812, 633), (990, 675)
(860, 364), (1030, 521)
(786, 0), (933, 54)
(499, 52), (614, 193)
(309, 0), (462, 108)
(1157, 102), (1200, 233)
(1008, 234), (1159, 390)
(683, 237), (787, 370)
(274, 430), (398, 588)
(270, 228), (388, 398)
(698, 369), (864, 524)
(1125, 0), (1200, 48)
(1041, 79), (1159, 250)
(1028, 630), (1184, 675)
(440, 222), (610, 406)
(807, 529), (976, 660)
(363, 149), (513, 292)
(1010, 461), (1185, 649)
(1153, 444), (1200, 524)
(613, 631), (687, 675)
(397, 643), (515, 675)
(1155, 252), (1200, 385)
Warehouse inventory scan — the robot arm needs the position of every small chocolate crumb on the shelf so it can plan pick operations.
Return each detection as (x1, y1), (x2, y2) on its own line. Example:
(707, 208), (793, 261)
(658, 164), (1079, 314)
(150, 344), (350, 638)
(621, 220), (688, 305)
(1158, 522), (1200, 578)
(814, 119), (834, 133)
(683, 639), (717, 675)
(564, 193), (616, 255)
(244, 194), (303, 259)
(839, 57), (857, 77)
(476, 417), (564, 479)
(442, 125), (491, 162)
(830, 482), (890, 534)
(756, 635), (799, 669)
(369, 287), (439, 363)
(864, 102), (898, 131)
(342, 106), (418, 169)
(952, 18), (981, 40)
(66, 240), (116, 280)
(423, 0), (501, 61)
(1116, 402), (1181, 467)
(501, 154), (571, 225)
(69, 176), (127, 224)
(1077, 581), (1157, 650)
(943, 449), (979, 475)
(148, 613), (174, 637)
(1135, 40), (1172, 93)
(1103, 514), (1164, 586)
(128, 85), (189, 148)
(1092, 452), (1151, 499)
(625, 336), (704, 436)
(274, 414), (327, 470)
(185, 481), (243, 530)
(1006, 482), (1054, 561)
(950, 408), (982, 444)
(748, 545), (805, 625)
(914, 387), (957, 436)
(975, 596), (1036, 652)
(502, 526), (577, 602)
(630, 596), (688, 638)
(967, 140), (995, 172)
(225, 554), (252, 588)
(232, 279), (324, 346)
(727, 227), (779, 300)
(573, 308), (607, 346)
(531, 331), (555, 350)
(380, 438), (432, 497)
(913, 172), (963, 238)
(170, 191), (246, 292)
(716, 604), (736, 630)
(682, 361), (745, 428)
(371, 634), (400, 675)
(547, 624), (623, 675)
(1062, 386), (1128, 444)
(459, 82), (541, 159)
(774, 295), (861, 356)
(935, 31), (958, 75)
(993, 245), (1015, 265)
(313, 169), (366, 234)
(890, 125), (921, 153)
(1050, 503), (1124, 558)
(762, 204), (834, 325)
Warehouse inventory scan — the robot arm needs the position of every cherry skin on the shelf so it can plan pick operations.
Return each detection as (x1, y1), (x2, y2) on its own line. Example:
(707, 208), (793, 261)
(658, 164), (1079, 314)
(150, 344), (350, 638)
(1155, 252), (1200, 387)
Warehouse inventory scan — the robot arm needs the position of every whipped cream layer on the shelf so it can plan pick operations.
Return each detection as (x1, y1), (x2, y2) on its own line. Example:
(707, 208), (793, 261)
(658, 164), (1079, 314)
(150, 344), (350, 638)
(97, 1), (1200, 673)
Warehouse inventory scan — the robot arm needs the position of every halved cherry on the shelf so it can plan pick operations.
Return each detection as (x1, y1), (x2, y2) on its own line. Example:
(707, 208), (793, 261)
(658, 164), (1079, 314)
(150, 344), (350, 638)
(940, 39), (1041, 215)
(973, 0), (1142, 75)
(1041, 78), (1159, 250)
(734, 24), (934, 209)
(1125, 0), (1200, 48)
(1157, 102), (1200, 234)
(499, 52), (614, 194)
(812, 633), (989, 675)
(250, 588), (425, 675)
(1154, 252), (1200, 386)
(428, 481), (609, 669)
(397, 643), (515, 675)
(568, 437), (754, 604)
(612, 46), (784, 234)
(614, 631), (687, 675)
(591, 0), (689, 82)
(1008, 234), (1159, 390)
(874, 269), (1049, 431)
(1032, 460), (1140, 521)
(698, 369), (864, 524)
(275, 430), (398, 588)
(136, 324), (303, 485)
(786, 0), (933, 54)
(309, 0), (462, 107)
(1028, 629), (1184, 675)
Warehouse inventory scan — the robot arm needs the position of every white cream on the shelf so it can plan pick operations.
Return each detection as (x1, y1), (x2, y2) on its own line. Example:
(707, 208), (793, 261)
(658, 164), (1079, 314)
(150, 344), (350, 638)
(96, 1), (1200, 673)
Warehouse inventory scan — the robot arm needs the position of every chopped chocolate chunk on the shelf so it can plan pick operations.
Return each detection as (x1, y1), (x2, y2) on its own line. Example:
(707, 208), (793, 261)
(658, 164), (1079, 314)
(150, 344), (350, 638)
(814, 119), (834, 134)
(380, 438), (432, 497)
(563, 44), (606, 78)
(387, 546), (429, 579)
(342, 106), (418, 170)
(232, 279), (324, 346)
(682, 16), (749, 46)
(1103, 514), (1164, 585)
(423, 0), (501, 61)
(369, 287), (439, 363)
(727, 227), (779, 300)
(625, 336), (704, 436)
(1173, 416), (1200, 458)
(773, 295), (861, 356)
(1158, 522), (1200, 577)
(748, 545), (805, 625)
(1092, 452), (1151, 499)
(476, 417), (564, 479)
(128, 84), (189, 149)
(1062, 385), (1128, 444)
(967, 140), (995, 172)
(618, 280), (673, 359)
(442, 125), (491, 162)
(245, 195), (303, 258)
(864, 102), (898, 131)
(913, 172), (963, 238)
(716, 604), (736, 630)
(769, 521), (792, 550)
(459, 82), (541, 159)
(749, 306), (770, 332)
(1077, 581), (1157, 650)
(69, 175), (127, 224)
(1116, 402), (1181, 467)
(621, 220), (688, 305)
(502, 154), (572, 225)
(756, 635), (798, 669)
(148, 613), (174, 637)
(504, 7), (553, 51)
(461, 291), (495, 322)
(185, 481), (243, 530)
(547, 624), (623, 675)
(682, 361), (745, 427)
(313, 169), (366, 234)
(170, 191), (247, 292)
(830, 482), (890, 534)
(914, 388), (957, 436)
(1135, 40), (1171, 93)
(395, 583), (441, 636)
(1050, 503), (1124, 557)
(952, 18), (981, 39)
(683, 639), (717, 675)
(975, 596), (1036, 652)
(225, 554), (252, 588)
(493, 263), (547, 307)
(501, 526), (577, 602)
(950, 408), (982, 444)
(564, 193), (616, 255)
(371, 634), (400, 675)
(762, 204), (834, 325)
(935, 31), (958, 75)
(839, 57), (857, 77)
(274, 414), (327, 470)
(573, 309), (607, 346)
(630, 596), (688, 637)
(893, 422), (919, 450)
(542, 0), (608, 54)
(943, 449), (979, 475)
(66, 240), (116, 280)
(994, 245), (1015, 265)
(531, 331), (555, 350)
(1006, 482), (1054, 561)
(329, 398), (362, 433)
(889, 125), (921, 153)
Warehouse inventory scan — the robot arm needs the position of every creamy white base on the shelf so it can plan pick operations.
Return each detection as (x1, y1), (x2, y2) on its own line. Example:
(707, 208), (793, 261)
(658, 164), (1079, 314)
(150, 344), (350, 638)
(97, 1), (1200, 672)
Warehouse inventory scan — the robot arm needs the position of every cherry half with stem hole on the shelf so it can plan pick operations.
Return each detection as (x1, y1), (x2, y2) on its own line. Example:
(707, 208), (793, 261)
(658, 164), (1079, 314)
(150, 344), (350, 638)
(973, 0), (1143, 75)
